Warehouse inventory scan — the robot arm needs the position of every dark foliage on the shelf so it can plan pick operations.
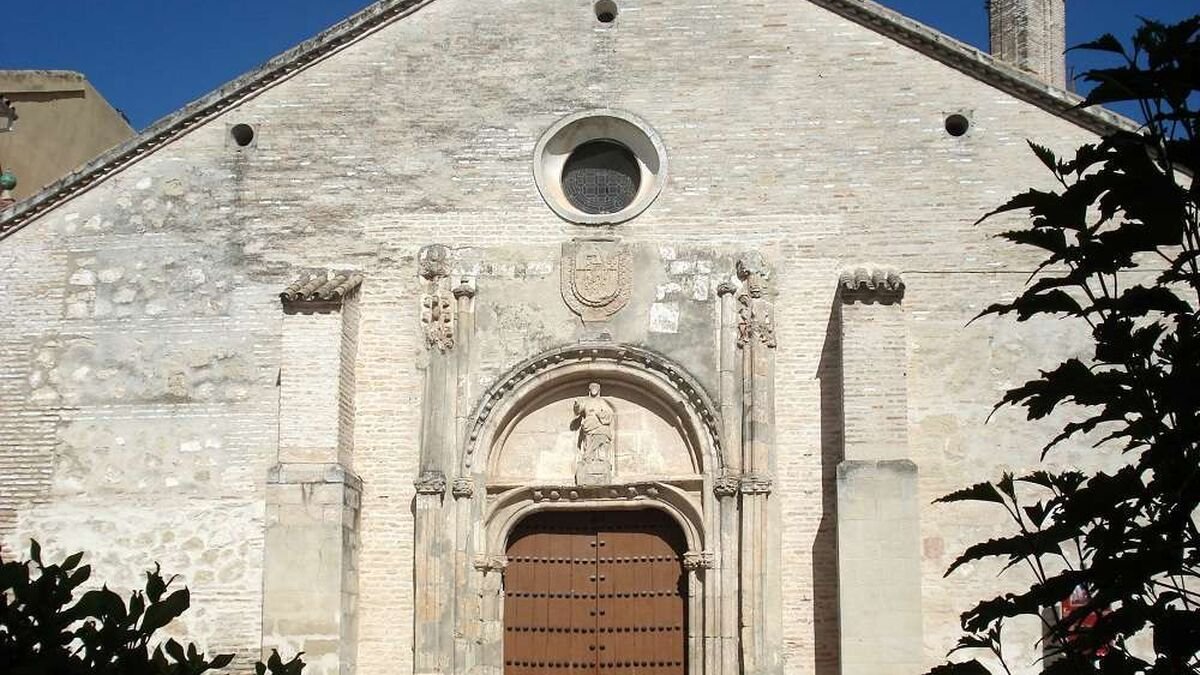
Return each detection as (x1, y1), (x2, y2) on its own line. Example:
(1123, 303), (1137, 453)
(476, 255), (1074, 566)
(931, 16), (1200, 675)
(0, 541), (304, 675)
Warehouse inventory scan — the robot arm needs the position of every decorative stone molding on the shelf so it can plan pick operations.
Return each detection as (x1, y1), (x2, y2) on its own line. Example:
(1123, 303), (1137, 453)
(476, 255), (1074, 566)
(713, 474), (741, 498)
(560, 240), (633, 322)
(528, 482), (668, 503)
(419, 244), (456, 352)
(473, 554), (509, 572)
(451, 477), (475, 499)
(279, 270), (363, 310)
(735, 259), (777, 349)
(839, 264), (905, 304)
(740, 474), (774, 495)
(682, 551), (715, 571)
(463, 344), (722, 472)
(414, 471), (447, 496)
(716, 281), (738, 297)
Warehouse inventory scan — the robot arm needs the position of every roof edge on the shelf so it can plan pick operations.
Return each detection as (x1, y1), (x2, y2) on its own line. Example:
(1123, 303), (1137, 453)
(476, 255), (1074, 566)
(809, 0), (1139, 134)
(0, 0), (1140, 240)
(0, 0), (433, 240)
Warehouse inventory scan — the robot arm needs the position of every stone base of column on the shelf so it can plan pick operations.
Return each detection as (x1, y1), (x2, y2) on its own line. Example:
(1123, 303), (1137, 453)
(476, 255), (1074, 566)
(263, 463), (361, 675)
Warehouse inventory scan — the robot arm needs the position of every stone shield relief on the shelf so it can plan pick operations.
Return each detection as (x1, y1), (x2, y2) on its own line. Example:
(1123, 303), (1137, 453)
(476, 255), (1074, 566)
(560, 240), (632, 323)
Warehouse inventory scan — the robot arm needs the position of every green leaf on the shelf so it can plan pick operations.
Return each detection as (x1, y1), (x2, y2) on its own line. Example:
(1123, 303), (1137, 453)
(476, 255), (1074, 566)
(926, 660), (993, 675)
(141, 588), (189, 634)
(210, 653), (235, 670)
(62, 551), (84, 571)
(935, 481), (1005, 505)
(166, 638), (187, 663)
(1069, 33), (1127, 56)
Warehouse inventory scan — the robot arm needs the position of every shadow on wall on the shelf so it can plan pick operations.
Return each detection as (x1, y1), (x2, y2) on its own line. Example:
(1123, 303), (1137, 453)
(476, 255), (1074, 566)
(814, 296), (844, 675)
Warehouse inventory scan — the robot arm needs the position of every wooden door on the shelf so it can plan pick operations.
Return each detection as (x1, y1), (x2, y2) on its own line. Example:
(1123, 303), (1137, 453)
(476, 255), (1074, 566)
(504, 510), (687, 675)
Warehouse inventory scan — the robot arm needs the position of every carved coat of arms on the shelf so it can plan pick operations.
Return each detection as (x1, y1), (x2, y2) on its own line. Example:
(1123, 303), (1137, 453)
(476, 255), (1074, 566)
(561, 240), (632, 322)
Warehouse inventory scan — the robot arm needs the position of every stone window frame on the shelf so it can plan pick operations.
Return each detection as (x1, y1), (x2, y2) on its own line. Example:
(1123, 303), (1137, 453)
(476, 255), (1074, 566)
(533, 109), (668, 225)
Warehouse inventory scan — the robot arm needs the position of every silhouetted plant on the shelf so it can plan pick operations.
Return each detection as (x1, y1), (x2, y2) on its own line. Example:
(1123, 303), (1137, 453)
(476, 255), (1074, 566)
(0, 540), (305, 675)
(929, 16), (1200, 675)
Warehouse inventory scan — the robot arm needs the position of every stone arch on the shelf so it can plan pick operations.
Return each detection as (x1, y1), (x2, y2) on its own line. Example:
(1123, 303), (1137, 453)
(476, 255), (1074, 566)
(483, 481), (705, 555)
(462, 344), (725, 480)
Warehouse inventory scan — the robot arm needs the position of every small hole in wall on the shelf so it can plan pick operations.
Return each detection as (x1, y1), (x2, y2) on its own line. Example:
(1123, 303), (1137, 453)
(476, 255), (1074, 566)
(595, 0), (618, 23)
(944, 114), (970, 137)
(230, 123), (255, 147)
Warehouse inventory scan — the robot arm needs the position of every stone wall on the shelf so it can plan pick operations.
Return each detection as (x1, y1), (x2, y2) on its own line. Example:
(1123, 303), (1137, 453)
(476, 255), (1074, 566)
(0, 0), (1107, 673)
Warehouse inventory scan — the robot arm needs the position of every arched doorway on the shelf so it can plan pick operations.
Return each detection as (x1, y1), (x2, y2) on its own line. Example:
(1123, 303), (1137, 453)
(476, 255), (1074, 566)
(503, 509), (688, 675)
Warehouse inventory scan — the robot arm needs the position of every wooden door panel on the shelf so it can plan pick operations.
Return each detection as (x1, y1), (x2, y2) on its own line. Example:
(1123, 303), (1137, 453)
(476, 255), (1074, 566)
(504, 510), (685, 675)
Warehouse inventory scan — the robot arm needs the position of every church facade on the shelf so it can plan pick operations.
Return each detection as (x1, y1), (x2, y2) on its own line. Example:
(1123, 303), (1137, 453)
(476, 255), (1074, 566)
(0, 1), (1128, 674)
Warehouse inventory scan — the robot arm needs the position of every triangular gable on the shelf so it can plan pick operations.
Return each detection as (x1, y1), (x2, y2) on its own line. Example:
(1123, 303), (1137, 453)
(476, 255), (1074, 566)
(0, 0), (1135, 241)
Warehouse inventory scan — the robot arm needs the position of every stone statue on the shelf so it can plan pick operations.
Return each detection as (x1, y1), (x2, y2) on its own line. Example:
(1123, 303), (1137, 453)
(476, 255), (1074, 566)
(572, 382), (614, 485)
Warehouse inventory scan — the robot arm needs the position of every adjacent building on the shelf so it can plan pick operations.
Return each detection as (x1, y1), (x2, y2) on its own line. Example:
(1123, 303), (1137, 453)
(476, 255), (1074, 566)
(0, 70), (134, 204)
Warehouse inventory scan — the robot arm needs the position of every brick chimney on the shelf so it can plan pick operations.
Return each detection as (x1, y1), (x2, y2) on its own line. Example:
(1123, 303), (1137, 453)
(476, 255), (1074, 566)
(987, 0), (1067, 88)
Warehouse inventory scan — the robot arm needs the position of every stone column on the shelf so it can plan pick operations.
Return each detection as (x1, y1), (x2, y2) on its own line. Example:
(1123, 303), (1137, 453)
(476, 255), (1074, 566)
(834, 266), (921, 675)
(265, 271), (364, 675)
(451, 277), (476, 674)
(715, 281), (742, 675)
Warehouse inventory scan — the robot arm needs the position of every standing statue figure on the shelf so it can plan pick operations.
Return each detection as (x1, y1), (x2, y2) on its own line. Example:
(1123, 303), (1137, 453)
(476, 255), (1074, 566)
(572, 382), (615, 485)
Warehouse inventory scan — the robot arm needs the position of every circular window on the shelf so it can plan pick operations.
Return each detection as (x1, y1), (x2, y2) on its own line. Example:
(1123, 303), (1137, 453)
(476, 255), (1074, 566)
(533, 110), (666, 225)
(562, 141), (641, 214)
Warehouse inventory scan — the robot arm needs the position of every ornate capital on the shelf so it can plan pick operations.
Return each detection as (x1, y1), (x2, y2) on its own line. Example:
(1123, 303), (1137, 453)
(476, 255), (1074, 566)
(452, 277), (477, 300)
(414, 471), (447, 496)
(716, 281), (738, 297)
(473, 554), (509, 572)
(713, 474), (741, 498)
(682, 551), (714, 571)
(740, 474), (774, 495)
(451, 477), (475, 499)
(418, 244), (451, 281)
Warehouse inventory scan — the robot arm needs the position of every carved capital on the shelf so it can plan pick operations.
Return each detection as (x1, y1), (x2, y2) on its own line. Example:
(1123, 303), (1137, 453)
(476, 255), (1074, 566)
(682, 551), (714, 570)
(473, 554), (509, 572)
(418, 244), (451, 281)
(713, 474), (741, 498)
(716, 281), (738, 297)
(452, 277), (477, 300)
(451, 477), (475, 499)
(414, 471), (447, 496)
(740, 474), (774, 495)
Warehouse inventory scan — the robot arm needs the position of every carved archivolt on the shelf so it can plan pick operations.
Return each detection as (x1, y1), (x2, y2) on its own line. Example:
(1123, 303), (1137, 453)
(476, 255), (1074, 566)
(462, 344), (723, 475)
(482, 481), (705, 555)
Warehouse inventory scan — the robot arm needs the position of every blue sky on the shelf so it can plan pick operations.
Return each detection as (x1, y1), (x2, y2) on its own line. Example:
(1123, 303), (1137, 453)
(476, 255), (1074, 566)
(1, 1), (1195, 130)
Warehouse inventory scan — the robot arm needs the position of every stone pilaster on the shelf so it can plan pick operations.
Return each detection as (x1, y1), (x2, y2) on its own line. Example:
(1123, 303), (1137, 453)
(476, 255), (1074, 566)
(414, 244), (468, 675)
(835, 266), (921, 675)
(266, 271), (364, 675)
(733, 258), (780, 675)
